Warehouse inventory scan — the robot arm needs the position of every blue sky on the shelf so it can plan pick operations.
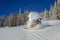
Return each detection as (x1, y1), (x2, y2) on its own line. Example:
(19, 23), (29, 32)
(0, 0), (56, 16)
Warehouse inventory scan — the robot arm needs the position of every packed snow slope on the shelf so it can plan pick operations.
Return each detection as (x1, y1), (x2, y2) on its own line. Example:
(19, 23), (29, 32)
(0, 27), (26, 40)
(0, 20), (60, 40)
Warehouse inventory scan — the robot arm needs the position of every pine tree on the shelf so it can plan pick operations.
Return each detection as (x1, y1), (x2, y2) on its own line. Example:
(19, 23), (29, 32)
(0, 16), (5, 27)
(17, 13), (24, 26)
(3, 17), (8, 26)
(8, 12), (16, 27)
(23, 9), (29, 24)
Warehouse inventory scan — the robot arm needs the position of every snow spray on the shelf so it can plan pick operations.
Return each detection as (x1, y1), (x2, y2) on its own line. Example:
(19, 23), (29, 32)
(27, 12), (41, 29)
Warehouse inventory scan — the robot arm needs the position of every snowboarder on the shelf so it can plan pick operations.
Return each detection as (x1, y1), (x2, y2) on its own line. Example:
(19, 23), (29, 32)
(36, 18), (41, 24)
(30, 18), (42, 27)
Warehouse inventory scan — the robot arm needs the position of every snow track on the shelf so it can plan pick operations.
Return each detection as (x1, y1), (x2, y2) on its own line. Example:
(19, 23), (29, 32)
(0, 20), (60, 40)
(25, 25), (60, 40)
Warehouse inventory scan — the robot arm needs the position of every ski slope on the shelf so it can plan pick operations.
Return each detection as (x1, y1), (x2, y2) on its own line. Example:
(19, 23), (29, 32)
(25, 24), (60, 40)
(0, 20), (60, 40)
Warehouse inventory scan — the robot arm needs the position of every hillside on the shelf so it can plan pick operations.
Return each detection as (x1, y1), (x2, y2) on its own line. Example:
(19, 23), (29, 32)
(0, 20), (60, 40)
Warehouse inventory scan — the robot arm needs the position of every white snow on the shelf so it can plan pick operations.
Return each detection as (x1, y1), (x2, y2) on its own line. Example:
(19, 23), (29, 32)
(0, 20), (60, 40)
(25, 20), (60, 40)
(0, 27), (26, 40)
(27, 12), (41, 28)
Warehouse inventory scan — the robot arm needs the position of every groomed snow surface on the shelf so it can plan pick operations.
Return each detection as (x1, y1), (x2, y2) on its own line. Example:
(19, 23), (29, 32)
(0, 20), (60, 40)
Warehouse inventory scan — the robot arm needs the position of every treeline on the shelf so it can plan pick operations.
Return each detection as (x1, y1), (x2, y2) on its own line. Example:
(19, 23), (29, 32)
(0, 11), (29, 27)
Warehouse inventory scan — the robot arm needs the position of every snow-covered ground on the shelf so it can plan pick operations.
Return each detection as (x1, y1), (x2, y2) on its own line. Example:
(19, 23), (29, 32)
(0, 27), (26, 40)
(0, 20), (60, 40)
